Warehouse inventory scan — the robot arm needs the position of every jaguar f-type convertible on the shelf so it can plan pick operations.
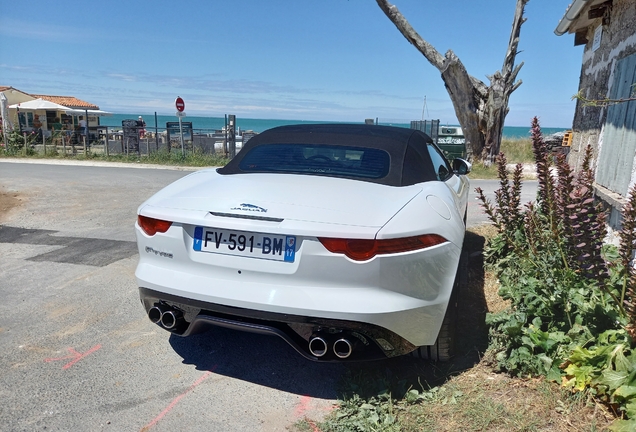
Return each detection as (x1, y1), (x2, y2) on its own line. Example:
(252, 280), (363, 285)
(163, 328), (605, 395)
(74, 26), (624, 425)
(135, 124), (470, 362)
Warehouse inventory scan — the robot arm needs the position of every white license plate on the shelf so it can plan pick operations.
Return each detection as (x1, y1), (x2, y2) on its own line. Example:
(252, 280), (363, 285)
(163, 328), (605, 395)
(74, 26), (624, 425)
(193, 227), (296, 262)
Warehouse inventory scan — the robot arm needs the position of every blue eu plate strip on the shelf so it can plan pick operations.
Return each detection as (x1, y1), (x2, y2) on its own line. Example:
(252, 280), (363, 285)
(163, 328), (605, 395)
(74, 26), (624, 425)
(284, 236), (296, 262)
(193, 226), (203, 251)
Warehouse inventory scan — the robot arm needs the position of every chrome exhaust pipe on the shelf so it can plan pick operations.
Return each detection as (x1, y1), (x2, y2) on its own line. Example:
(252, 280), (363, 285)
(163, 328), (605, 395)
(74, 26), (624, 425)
(160, 310), (183, 330)
(333, 338), (353, 359)
(308, 336), (328, 357)
(148, 304), (168, 324)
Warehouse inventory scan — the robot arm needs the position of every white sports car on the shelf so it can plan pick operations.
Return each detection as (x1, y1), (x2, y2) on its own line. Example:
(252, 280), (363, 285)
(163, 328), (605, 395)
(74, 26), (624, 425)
(135, 124), (470, 362)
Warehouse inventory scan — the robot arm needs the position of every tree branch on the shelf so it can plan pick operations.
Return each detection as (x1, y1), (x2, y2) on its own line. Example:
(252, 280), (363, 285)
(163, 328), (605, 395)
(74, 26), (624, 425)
(376, 0), (527, 163)
(375, 0), (445, 69)
(573, 88), (636, 107)
(502, 0), (529, 78)
(511, 79), (523, 93)
(508, 62), (524, 86)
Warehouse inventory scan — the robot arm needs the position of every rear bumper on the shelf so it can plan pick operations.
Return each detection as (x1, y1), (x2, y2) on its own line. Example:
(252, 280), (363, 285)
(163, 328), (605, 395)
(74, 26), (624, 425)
(135, 221), (462, 361)
(139, 287), (418, 361)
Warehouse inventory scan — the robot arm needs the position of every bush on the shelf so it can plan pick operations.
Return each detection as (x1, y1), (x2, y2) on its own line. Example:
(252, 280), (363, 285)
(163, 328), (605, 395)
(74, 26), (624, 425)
(477, 117), (636, 429)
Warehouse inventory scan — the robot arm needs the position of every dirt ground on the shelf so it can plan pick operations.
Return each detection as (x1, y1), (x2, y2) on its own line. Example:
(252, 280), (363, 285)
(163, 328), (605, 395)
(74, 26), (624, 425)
(0, 189), (23, 223)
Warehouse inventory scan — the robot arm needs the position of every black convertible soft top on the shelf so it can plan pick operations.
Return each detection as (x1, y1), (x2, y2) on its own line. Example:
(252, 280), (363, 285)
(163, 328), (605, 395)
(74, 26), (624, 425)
(218, 124), (439, 187)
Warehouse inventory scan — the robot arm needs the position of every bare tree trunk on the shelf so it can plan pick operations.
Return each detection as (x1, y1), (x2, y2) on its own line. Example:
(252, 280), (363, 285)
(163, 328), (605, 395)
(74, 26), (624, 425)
(376, 0), (527, 164)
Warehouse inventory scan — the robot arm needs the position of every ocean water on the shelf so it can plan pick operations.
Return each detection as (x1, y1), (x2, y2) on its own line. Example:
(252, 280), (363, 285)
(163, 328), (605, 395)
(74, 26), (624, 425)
(99, 114), (567, 139)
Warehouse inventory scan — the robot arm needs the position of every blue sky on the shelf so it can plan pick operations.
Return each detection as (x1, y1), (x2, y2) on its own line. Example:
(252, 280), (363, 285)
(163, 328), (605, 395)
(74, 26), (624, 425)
(0, 0), (582, 127)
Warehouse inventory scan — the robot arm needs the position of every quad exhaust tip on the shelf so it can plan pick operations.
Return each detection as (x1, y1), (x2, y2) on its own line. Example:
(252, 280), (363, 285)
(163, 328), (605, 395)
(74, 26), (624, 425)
(148, 304), (183, 330)
(309, 335), (354, 359)
(160, 310), (182, 329)
(333, 338), (353, 359)
(148, 305), (166, 324)
(151, 307), (357, 359)
(308, 336), (328, 357)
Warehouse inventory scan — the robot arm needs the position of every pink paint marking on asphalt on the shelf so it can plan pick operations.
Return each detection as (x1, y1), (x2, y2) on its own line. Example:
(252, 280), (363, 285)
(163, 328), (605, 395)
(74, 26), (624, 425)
(294, 395), (324, 432)
(141, 367), (216, 431)
(294, 395), (312, 417)
(44, 344), (102, 370)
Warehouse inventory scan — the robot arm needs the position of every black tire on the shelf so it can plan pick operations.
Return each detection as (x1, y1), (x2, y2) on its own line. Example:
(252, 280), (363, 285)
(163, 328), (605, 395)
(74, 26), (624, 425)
(411, 253), (466, 362)
(411, 313), (455, 361)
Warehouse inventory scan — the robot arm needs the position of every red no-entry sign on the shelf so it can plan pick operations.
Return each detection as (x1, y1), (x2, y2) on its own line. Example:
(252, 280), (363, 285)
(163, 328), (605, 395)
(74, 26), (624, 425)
(175, 96), (185, 112)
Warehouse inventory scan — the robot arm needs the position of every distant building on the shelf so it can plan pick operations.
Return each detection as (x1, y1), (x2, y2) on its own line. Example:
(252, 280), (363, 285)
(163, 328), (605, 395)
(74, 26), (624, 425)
(0, 86), (35, 106)
(1, 85), (102, 132)
(30, 94), (99, 111)
(31, 94), (101, 131)
(555, 0), (636, 228)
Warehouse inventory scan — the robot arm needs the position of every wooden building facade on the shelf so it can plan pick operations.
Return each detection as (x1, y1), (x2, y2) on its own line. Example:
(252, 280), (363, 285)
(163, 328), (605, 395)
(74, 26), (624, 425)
(556, 0), (636, 227)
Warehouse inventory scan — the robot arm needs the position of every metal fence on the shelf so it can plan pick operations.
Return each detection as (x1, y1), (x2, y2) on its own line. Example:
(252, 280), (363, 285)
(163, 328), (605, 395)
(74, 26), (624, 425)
(95, 126), (256, 157)
(5, 127), (255, 159)
(410, 120), (439, 142)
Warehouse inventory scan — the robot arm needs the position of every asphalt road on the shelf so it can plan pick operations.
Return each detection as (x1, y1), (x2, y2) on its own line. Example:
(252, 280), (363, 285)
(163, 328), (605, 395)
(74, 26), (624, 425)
(0, 159), (537, 431)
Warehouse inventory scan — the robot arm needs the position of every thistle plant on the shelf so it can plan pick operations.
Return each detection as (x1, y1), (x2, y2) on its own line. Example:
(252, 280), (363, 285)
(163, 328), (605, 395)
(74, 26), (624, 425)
(566, 144), (608, 281)
(620, 184), (636, 337)
(475, 153), (525, 260)
(480, 118), (636, 427)
(530, 117), (557, 233)
(554, 153), (574, 238)
(480, 118), (627, 370)
(579, 143), (595, 183)
(475, 187), (501, 231)
(476, 153), (524, 229)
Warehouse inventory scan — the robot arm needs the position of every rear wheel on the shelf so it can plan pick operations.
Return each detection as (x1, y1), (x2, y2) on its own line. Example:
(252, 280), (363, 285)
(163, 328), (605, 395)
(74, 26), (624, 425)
(411, 253), (466, 361)
(411, 313), (455, 361)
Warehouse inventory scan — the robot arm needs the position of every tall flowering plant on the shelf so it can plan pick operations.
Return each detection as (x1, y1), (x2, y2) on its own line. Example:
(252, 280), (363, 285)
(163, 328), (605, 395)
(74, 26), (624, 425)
(478, 117), (636, 429)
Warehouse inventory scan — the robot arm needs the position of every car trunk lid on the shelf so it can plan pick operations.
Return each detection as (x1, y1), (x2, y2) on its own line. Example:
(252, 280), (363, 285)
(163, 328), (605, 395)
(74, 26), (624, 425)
(145, 171), (422, 229)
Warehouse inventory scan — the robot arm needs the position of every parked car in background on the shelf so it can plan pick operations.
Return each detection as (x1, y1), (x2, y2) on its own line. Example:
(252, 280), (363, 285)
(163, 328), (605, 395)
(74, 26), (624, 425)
(135, 124), (471, 361)
(436, 126), (466, 160)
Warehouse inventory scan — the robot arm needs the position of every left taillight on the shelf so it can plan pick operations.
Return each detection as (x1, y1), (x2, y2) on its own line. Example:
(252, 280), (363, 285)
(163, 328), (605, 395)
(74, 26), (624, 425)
(318, 234), (448, 261)
(137, 215), (172, 236)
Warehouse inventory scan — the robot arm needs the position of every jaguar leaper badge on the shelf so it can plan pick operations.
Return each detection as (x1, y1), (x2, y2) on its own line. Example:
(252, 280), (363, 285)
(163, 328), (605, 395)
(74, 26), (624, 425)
(230, 203), (268, 213)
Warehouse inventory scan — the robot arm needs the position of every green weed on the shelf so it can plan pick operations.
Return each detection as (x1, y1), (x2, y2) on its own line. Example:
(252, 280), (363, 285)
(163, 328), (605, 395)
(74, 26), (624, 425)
(500, 137), (534, 163)
(0, 145), (230, 168)
(467, 137), (534, 179)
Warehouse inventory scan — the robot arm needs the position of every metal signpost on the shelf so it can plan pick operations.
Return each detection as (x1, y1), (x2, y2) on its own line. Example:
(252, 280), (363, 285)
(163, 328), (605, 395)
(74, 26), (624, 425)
(175, 96), (186, 156)
(166, 122), (192, 148)
(228, 114), (236, 158)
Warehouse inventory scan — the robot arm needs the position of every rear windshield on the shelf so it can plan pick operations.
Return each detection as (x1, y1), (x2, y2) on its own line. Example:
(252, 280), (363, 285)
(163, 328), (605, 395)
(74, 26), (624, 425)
(237, 143), (390, 180)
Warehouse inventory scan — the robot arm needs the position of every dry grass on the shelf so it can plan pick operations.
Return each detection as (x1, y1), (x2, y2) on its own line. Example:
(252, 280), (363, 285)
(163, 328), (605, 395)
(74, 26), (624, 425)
(400, 362), (613, 432)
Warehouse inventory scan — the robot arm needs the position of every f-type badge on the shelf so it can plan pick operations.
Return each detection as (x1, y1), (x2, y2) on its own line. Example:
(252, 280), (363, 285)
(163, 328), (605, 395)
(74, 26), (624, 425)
(230, 203), (268, 213)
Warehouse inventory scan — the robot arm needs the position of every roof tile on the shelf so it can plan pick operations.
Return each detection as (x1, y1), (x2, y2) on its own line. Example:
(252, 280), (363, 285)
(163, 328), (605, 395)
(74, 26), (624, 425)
(31, 94), (99, 110)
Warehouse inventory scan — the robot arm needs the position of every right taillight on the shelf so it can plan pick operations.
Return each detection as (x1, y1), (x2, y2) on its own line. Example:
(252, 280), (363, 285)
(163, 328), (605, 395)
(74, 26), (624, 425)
(138, 215), (172, 236)
(318, 234), (447, 261)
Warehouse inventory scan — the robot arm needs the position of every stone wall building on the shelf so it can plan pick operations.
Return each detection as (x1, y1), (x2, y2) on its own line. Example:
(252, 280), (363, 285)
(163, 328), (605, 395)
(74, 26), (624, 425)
(556, 0), (636, 227)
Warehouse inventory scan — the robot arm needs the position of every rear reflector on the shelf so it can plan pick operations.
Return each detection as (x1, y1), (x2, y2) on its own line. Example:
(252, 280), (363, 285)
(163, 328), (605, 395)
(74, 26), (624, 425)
(138, 215), (172, 236)
(318, 234), (448, 261)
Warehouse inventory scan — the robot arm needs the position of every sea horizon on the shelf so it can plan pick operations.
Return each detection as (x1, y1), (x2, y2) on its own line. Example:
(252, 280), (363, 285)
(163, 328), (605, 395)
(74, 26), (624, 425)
(98, 113), (569, 139)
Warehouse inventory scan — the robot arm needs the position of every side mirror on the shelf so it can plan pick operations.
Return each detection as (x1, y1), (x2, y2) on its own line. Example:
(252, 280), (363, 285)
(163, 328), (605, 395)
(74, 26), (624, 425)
(452, 158), (472, 175)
